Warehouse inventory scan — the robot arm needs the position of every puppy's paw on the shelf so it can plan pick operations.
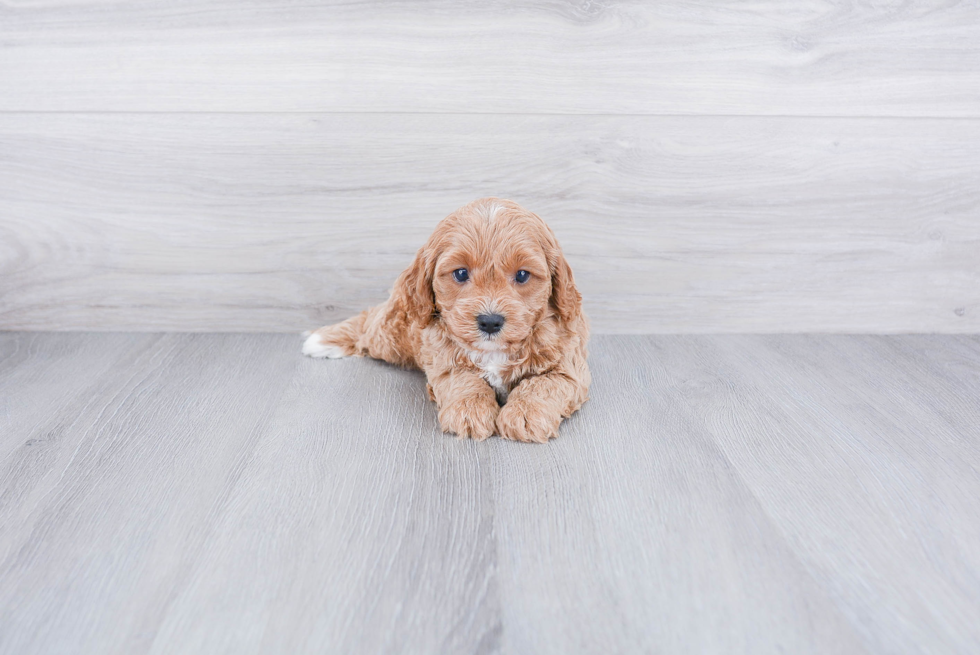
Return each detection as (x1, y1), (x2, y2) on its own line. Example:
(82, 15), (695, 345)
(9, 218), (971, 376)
(496, 397), (561, 444)
(302, 330), (354, 359)
(438, 394), (499, 441)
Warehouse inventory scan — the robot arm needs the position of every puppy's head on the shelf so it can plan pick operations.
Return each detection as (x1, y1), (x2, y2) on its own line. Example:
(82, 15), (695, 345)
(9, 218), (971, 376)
(398, 198), (581, 351)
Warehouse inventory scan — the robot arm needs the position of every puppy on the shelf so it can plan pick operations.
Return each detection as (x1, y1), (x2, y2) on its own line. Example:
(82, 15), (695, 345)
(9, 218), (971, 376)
(303, 198), (590, 443)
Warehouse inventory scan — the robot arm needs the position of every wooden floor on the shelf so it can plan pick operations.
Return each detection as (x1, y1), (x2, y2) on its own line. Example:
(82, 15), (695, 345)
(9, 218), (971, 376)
(1, 332), (978, 654)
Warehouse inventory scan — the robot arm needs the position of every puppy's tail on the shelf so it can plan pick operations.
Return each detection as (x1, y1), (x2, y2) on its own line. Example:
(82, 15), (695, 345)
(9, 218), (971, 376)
(301, 311), (370, 359)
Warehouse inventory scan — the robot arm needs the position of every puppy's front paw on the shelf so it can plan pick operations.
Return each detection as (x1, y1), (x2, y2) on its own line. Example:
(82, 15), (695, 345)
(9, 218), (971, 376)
(496, 397), (561, 443)
(438, 394), (499, 441)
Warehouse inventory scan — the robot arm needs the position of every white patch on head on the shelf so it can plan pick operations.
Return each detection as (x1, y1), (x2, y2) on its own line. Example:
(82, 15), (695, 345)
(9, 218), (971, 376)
(476, 200), (505, 223)
(302, 333), (347, 359)
(467, 348), (510, 402)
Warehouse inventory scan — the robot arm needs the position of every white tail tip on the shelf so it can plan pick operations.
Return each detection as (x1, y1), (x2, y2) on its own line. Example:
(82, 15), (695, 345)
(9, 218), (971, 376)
(302, 332), (348, 359)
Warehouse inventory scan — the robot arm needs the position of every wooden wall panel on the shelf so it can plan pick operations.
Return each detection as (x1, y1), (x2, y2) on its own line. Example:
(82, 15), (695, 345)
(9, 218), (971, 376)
(1, 0), (978, 115)
(2, 114), (977, 333)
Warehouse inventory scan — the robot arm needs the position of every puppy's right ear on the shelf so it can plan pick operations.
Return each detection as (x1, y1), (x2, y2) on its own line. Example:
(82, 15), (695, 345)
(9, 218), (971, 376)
(392, 226), (443, 327)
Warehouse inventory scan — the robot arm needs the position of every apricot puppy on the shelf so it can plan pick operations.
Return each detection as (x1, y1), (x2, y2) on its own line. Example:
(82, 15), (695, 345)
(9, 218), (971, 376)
(303, 198), (590, 443)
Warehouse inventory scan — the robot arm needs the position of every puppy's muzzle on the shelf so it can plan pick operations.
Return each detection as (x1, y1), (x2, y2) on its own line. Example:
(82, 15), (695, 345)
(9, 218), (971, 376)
(476, 313), (505, 336)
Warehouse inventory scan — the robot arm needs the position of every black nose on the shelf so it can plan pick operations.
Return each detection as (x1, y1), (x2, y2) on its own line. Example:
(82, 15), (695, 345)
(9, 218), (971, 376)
(476, 313), (505, 335)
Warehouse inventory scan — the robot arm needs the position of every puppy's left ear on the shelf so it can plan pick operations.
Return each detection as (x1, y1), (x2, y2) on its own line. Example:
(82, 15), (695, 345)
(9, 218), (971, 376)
(549, 241), (583, 325)
(391, 219), (448, 327)
(395, 245), (437, 327)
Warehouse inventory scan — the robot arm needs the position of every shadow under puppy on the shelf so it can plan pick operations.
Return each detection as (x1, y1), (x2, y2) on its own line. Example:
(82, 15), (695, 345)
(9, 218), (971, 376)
(303, 198), (590, 443)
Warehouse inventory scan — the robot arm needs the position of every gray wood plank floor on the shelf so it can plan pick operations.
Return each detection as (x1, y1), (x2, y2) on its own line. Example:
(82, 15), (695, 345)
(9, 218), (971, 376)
(1, 332), (978, 654)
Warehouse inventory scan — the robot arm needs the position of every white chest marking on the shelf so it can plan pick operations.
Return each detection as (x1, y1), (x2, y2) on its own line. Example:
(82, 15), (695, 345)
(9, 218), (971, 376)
(467, 349), (510, 401)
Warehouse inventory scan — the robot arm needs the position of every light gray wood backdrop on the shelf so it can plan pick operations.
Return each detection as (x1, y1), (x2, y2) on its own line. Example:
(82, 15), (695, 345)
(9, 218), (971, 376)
(1, 1), (978, 332)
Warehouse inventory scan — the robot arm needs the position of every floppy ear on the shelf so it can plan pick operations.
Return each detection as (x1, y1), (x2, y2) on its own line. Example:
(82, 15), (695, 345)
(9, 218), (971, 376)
(392, 227), (442, 327)
(549, 241), (583, 325)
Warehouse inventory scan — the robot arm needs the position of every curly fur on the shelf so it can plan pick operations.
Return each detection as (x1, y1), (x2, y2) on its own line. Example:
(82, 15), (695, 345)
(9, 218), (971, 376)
(303, 198), (590, 443)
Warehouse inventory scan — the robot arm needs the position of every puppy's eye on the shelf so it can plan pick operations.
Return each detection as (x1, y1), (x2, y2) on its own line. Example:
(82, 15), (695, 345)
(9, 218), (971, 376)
(452, 268), (469, 283)
(515, 270), (530, 284)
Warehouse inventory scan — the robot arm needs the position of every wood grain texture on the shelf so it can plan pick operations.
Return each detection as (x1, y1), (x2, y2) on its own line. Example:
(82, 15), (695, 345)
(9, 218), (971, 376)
(1, 333), (979, 654)
(0, 333), (303, 654)
(1, 0), (979, 115)
(484, 337), (869, 654)
(2, 113), (978, 333)
(649, 334), (980, 653)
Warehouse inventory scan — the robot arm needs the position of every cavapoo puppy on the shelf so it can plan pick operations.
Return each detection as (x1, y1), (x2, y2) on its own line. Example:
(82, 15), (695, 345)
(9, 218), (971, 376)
(303, 198), (589, 443)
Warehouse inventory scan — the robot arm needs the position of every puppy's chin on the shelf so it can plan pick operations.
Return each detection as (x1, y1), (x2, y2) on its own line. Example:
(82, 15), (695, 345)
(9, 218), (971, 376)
(472, 337), (508, 352)
(446, 326), (518, 355)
